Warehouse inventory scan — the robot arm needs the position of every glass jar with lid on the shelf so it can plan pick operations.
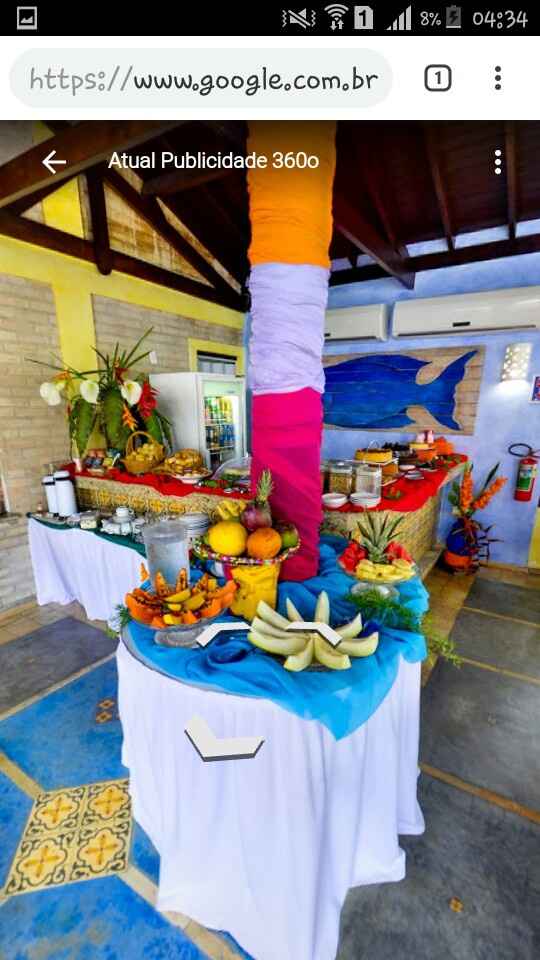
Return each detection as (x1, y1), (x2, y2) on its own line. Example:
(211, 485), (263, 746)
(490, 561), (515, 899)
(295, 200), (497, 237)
(328, 461), (354, 495)
(354, 463), (382, 499)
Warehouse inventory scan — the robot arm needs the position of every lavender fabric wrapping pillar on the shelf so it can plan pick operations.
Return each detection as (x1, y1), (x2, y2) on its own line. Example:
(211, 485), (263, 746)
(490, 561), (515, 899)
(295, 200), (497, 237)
(248, 263), (329, 395)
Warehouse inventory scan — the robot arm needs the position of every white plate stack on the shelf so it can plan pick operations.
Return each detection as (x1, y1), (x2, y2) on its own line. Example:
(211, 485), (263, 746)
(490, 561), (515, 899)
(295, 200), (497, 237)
(180, 513), (210, 545)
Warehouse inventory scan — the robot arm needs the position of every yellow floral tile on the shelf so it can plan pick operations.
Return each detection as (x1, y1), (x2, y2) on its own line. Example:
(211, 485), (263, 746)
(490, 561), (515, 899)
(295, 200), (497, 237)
(4, 779), (132, 897)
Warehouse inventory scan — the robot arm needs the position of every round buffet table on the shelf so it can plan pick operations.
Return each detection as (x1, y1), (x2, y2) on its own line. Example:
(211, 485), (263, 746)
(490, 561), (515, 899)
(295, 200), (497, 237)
(117, 634), (425, 960)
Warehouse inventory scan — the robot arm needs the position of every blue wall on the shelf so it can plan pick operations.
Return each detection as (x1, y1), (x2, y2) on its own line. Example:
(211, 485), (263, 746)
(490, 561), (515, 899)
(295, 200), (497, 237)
(324, 253), (540, 567)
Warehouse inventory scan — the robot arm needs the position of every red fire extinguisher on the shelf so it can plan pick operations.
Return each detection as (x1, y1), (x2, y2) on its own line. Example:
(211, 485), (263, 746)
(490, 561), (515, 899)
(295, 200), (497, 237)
(508, 444), (540, 502)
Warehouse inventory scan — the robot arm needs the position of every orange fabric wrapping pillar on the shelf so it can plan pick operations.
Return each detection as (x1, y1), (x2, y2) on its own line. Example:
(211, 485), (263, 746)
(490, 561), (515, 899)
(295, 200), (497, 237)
(247, 122), (337, 580)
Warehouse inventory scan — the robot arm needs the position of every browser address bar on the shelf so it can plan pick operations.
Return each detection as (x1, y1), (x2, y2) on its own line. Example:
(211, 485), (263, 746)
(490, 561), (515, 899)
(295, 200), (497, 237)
(10, 48), (392, 107)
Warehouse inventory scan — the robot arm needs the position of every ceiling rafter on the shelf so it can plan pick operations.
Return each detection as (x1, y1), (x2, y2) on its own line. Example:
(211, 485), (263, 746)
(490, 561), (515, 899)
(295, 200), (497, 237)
(333, 196), (415, 289)
(354, 138), (409, 259)
(505, 121), (518, 240)
(103, 167), (240, 295)
(423, 124), (455, 252)
(86, 166), (112, 276)
(330, 231), (540, 286)
(0, 209), (244, 311)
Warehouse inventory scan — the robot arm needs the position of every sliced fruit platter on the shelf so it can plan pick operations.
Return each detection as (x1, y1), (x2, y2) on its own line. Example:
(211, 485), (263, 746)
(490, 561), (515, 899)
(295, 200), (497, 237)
(193, 468), (301, 566)
(339, 513), (416, 584)
(125, 563), (237, 630)
(247, 591), (379, 672)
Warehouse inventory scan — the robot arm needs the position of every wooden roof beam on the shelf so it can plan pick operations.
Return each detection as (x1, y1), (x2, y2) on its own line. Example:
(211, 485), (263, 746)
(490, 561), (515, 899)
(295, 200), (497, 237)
(424, 125), (455, 252)
(0, 209), (244, 311)
(86, 167), (113, 276)
(333, 196), (415, 289)
(505, 121), (518, 240)
(330, 232), (540, 285)
(0, 121), (183, 209)
(103, 167), (241, 294)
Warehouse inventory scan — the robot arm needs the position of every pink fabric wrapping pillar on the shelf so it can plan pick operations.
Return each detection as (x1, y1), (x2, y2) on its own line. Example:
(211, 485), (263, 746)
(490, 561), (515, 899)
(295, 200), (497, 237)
(246, 122), (337, 580)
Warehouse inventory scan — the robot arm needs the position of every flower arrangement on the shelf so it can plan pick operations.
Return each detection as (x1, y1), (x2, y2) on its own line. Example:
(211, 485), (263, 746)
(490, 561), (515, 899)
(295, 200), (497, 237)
(445, 463), (507, 571)
(29, 329), (171, 458)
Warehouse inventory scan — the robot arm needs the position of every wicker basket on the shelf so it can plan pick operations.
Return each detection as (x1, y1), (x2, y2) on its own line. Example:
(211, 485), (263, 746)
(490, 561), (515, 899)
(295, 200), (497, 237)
(122, 431), (164, 475)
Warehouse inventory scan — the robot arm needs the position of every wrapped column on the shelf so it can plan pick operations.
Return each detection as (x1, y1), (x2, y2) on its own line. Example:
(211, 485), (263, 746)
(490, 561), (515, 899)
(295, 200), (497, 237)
(247, 122), (336, 580)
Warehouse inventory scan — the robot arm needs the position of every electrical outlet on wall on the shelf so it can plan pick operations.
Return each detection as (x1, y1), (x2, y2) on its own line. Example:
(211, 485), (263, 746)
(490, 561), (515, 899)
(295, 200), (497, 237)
(149, 351), (158, 365)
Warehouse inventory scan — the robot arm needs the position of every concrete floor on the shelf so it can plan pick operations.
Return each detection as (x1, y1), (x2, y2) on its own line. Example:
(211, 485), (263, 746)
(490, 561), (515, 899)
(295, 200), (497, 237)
(0, 564), (539, 959)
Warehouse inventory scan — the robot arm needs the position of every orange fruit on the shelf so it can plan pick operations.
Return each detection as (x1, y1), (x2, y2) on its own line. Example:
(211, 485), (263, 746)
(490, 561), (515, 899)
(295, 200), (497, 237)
(246, 528), (282, 560)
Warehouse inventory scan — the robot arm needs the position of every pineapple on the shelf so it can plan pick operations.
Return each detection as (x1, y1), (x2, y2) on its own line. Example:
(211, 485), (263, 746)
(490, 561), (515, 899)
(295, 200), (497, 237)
(243, 469), (274, 532)
(355, 513), (403, 564)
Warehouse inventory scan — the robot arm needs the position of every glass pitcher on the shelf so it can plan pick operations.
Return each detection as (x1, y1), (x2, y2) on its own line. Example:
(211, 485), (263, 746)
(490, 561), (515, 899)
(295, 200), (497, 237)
(142, 519), (190, 592)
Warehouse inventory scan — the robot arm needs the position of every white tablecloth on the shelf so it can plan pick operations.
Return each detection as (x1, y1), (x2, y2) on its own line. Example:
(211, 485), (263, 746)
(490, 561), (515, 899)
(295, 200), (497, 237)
(28, 519), (142, 622)
(117, 640), (424, 960)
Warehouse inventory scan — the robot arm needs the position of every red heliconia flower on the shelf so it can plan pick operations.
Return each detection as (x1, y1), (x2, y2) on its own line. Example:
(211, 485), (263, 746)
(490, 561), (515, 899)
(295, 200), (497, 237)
(114, 364), (128, 383)
(138, 380), (158, 420)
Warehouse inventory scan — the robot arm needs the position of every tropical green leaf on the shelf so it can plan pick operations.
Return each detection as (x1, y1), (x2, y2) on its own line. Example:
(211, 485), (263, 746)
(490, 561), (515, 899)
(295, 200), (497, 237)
(123, 327), (153, 368)
(143, 410), (163, 445)
(101, 385), (130, 450)
(73, 397), (96, 457)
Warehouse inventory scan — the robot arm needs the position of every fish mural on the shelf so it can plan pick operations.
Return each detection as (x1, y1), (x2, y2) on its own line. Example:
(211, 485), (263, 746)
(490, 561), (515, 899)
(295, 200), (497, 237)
(323, 350), (478, 430)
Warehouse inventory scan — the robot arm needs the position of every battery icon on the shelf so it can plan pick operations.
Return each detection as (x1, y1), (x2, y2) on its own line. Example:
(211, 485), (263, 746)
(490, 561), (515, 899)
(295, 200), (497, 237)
(445, 5), (462, 28)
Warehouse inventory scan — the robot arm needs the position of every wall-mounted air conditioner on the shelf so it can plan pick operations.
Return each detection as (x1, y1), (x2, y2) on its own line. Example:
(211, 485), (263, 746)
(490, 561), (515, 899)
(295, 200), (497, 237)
(393, 287), (540, 337)
(324, 304), (388, 342)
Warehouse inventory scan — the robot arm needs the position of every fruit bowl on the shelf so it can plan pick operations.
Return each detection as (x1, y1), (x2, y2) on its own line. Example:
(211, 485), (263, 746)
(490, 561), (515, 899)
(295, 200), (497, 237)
(192, 537), (301, 567)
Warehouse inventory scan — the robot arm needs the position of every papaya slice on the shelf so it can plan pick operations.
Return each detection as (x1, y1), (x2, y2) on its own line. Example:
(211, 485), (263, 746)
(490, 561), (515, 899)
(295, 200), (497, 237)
(201, 599), (221, 619)
(182, 611), (198, 625)
(126, 594), (156, 625)
(150, 616), (166, 629)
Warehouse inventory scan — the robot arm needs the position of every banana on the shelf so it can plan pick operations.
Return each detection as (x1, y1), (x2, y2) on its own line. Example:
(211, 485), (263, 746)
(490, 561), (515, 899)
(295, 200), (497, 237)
(248, 629), (306, 656)
(314, 635), (350, 670)
(337, 632), (379, 657)
(284, 637), (314, 672)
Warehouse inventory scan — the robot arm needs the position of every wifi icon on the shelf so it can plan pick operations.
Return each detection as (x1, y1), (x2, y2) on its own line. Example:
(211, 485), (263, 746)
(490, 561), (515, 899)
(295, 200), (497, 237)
(325, 3), (349, 30)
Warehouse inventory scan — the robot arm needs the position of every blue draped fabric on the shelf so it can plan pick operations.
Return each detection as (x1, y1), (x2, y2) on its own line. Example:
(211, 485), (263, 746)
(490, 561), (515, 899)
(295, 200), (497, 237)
(124, 537), (428, 740)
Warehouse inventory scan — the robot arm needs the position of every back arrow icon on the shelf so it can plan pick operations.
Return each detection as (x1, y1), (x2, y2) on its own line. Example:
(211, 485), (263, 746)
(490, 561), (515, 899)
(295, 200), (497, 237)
(43, 150), (67, 175)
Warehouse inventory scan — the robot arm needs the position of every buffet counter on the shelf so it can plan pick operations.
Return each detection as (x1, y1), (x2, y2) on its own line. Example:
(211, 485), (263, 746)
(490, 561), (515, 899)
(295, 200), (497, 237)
(321, 457), (467, 563)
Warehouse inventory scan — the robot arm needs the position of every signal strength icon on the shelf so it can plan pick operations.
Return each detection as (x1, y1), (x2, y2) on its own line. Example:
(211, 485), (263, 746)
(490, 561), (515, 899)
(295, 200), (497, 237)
(387, 5), (412, 30)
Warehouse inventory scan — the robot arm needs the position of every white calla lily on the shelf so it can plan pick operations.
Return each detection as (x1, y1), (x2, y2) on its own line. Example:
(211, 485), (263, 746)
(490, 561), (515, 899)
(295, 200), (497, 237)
(39, 382), (62, 406)
(120, 380), (142, 405)
(79, 379), (100, 404)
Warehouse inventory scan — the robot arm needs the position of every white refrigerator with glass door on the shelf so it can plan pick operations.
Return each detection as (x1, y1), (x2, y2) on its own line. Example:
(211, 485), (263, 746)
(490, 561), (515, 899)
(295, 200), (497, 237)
(150, 372), (246, 472)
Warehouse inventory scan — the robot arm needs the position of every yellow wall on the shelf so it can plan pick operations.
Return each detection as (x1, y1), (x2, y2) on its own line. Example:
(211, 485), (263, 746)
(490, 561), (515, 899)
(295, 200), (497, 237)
(529, 501), (540, 569)
(0, 234), (244, 372)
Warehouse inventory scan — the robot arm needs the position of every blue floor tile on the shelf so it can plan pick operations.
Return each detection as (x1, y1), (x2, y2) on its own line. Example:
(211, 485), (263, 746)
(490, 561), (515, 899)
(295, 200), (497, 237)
(131, 821), (160, 885)
(0, 770), (33, 888)
(0, 660), (126, 790)
(1, 875), (209, 960)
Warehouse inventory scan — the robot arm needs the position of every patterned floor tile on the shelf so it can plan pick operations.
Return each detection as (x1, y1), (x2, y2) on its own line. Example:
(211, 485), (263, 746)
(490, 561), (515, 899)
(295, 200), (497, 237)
(4, 779), (132, 896)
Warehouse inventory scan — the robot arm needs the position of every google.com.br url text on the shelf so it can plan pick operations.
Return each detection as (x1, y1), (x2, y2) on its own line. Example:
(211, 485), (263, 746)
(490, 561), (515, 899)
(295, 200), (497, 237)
(28, 65), (381, 98)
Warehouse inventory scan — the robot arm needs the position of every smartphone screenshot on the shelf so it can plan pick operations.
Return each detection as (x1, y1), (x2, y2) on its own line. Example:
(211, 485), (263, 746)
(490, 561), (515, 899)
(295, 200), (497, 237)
(0, 5), (538, 960)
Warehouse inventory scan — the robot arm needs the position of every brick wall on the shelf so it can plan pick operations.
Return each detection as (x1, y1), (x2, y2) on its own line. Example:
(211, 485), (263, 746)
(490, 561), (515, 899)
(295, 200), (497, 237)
(0, 273), (69, 611)
(92, 295), (242, 373)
